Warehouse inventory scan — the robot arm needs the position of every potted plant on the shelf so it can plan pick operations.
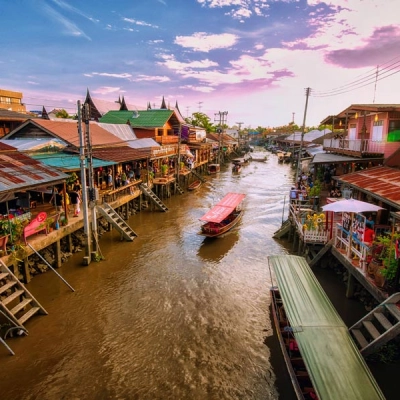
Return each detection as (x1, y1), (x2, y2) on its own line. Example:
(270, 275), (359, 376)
(370, 233), (400, 289)
(161, 164), (169, 177)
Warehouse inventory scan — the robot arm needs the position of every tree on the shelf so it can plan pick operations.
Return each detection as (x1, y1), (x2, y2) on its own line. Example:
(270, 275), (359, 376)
(185, 112), (215, 133)
(55, 109), (70, 119)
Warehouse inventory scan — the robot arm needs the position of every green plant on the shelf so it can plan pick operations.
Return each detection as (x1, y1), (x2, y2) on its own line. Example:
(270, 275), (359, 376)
(372, 233), (400, 281)
(161, 164), (169, 176)
(66, 172), (78, 186)
(0, 218), (26, 245)
(308, 180), (322, 197)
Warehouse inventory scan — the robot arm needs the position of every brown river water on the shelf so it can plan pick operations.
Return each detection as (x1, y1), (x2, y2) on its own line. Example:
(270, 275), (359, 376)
(0, 153), (397, 399)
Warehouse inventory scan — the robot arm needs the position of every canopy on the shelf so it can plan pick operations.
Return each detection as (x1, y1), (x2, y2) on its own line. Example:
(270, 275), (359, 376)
(268, 255), (385, 400)
(200, 193), (245, 223)
(321, 198), (383, 213)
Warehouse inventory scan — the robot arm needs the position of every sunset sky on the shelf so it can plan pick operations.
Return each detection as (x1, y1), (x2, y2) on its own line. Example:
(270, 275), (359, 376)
(1, 0), (400, 128)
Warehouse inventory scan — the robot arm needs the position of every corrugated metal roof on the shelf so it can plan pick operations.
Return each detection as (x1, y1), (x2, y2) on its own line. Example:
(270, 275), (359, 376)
(338, 166), (400, 208)
(0, 109), (36, 120)
(90, 146), (152, 162)
(311, 153), (381, 164)
(1, 138), (66, 151)
(31, 153), (116, 171)
(97, 123), (137, 141)
(0, 146), (68, 194)
(284, 129), (332, 142)
(126, 138), (160, 149)
(268, 255), (385, 400)
(99, 109), (174, 127)
(5, 119), (125, 148)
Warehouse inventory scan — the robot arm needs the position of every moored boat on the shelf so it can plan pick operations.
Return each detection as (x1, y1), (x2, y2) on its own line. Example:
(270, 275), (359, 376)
(251, 155), (267, 162)
(198, 192), (246, 238)
(188, 180), (202, 191)
(268, 255), (385, 400)
(232, 162), (242, 173)
(208, 164), (220, 174)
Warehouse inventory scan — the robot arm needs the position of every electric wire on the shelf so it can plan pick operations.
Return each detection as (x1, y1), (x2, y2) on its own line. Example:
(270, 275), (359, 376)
(312, 53), (400, 98)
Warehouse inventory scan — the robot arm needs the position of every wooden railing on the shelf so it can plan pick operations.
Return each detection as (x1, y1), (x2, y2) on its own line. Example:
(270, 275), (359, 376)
(323, 138), (385, 155)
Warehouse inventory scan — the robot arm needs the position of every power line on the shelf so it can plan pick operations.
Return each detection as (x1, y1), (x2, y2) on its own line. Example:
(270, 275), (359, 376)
(312, 53), (400, 97)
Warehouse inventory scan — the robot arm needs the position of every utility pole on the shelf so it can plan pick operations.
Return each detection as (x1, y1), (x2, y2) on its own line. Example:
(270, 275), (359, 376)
(198, 101), (203, 112)
(296, 87), (311, 183)
(83, 103), (98, 255)
(236, 121), (244, 146)
(292, 112), (295, 124)
(215, 111), (228, 164)
(77, 101), (92, 265)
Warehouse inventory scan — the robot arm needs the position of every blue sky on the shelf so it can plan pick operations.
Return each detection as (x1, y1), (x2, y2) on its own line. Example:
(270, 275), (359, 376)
(1, 0), (400, 128)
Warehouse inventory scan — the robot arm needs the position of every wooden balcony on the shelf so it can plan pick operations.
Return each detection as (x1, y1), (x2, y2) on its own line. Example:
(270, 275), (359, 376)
(155, 135), (179, 145)
(323, 138), (385, 157)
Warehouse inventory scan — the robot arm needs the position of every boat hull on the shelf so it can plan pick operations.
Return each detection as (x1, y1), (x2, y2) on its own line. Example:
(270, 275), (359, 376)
(199, 210), (243, 238)
(270, 287), (311, 400)
(188, 180), (202, 191)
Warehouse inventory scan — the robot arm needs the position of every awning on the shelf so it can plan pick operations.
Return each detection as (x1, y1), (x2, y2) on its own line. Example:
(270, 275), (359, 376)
(31, 154), (116, 171)
(310, 153), (382, 164)
(200, 193), (246, 223)
(268, 255), (385, 400)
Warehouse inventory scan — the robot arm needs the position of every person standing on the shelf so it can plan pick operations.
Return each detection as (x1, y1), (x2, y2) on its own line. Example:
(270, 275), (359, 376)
(68, 189), (80, 217)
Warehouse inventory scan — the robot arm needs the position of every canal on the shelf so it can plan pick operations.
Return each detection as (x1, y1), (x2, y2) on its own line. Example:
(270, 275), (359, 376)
(0, 154), (397, 399)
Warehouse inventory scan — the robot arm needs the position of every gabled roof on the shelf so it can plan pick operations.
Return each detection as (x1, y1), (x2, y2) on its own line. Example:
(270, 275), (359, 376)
(0, 142), (68, 195)
(85, 90), (141, 117)
(321, 104), (400, 124)
(4, 119), (125, 148)
(338, 166), (400, 209)
(99, 109), (175, 128)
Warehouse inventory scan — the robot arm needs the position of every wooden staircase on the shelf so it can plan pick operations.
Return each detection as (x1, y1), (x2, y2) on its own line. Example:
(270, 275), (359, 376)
(349, 292), (400, 356)
(272, 219), (291, 239)
(191, 170), (207, 183)
(140, 183), (168, 212)
(0, 260), (47, 330)
(97, 203), (138, 241)
(175, 183), (184, 195)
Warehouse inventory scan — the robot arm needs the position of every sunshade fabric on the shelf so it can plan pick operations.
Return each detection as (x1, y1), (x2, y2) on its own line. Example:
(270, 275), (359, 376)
(268, 255), (385, 400)
(199, 193), (245, 223)
(321, 198), (383, 213)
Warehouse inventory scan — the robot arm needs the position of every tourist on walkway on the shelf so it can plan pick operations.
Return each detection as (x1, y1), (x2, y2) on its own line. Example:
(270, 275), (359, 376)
(68, 189), (80, 217)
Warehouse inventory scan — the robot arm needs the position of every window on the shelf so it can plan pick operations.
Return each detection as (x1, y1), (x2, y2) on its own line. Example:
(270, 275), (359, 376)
(349, 125), (356, 140)
(387, 120), (400, 142)
(372, 120), (383, 141)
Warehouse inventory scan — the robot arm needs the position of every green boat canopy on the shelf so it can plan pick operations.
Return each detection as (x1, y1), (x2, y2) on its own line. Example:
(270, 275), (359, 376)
(268, 255), (385, 400)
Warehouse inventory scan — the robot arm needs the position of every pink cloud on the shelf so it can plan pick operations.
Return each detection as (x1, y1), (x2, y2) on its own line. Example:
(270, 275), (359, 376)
(325, 25), (400, 68)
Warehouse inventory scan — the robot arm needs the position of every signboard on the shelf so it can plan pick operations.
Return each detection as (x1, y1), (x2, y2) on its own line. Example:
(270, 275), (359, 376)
(342, 212), (366, 241)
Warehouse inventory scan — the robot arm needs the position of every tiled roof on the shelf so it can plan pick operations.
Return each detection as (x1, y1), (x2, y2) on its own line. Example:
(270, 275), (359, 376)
(0, 145), (68, 195)
(100, 109), (174, 127)
(338, 166), (400, 209)
(5, 119), (125, 148)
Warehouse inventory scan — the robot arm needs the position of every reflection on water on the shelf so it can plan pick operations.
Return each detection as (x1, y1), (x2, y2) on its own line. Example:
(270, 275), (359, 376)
(197, 232), (240, 262)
